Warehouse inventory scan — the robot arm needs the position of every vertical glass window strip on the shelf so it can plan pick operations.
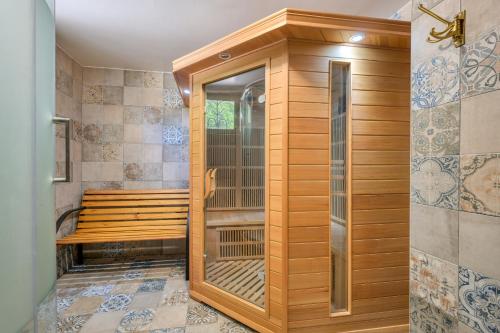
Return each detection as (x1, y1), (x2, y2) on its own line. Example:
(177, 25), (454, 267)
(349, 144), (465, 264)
(330, 62), (349, 313)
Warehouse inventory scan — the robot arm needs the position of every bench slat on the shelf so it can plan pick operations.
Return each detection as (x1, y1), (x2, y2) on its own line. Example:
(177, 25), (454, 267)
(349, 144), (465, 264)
(77, 220), (187, 229)
(84, 189), (189, 195)
(57, 234), (186, 244)
(79, 212), (187, 222)
(83, 193), (189, 201)
(65, 229), (186, 238)
(82, 199), (188, 207)
(69, 229), (185, 237)
(76, 226), (187, 233)
(81, 206), (188, 215)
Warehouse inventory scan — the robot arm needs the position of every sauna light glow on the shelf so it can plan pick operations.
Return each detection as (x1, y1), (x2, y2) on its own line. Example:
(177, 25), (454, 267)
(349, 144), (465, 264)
(183, 89), (190, 94)
(349, 33), (365, 42)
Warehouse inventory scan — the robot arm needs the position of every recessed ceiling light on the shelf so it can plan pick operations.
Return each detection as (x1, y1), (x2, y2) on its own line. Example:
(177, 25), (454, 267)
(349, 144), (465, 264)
(219, 52), (231, 60)
(349, 33), (365, 42)
(183, 89), (190, 95)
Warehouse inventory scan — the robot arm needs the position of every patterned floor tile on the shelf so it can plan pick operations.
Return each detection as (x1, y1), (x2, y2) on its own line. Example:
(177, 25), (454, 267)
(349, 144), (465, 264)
(81, 284), (115, 297)
(80, 311), (126, 333)
(149, 304), (188, 329)
(129, 292), (162, 309)
(112, 282), (141, 294)
(218, 315), (256, 333)
(56, 296), (75, 313)
(57, 263), (251, 333)
(57, 287), (84, 298)
(65, 296), (104, 316)
(122, 270), (145, 280)
(186, 302), (218, 326)
(117, 308), (155, 332)
(57, 314), (92, 333)
(138, 278), (167, 293)
(150, 328), (185, 333)
(98, 294), (133, 313)
(161, 289), (189, 306)
(458, 267), (500, 333)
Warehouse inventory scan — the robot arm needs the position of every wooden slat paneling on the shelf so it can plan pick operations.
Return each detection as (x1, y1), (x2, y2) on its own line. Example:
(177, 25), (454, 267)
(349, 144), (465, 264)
(285, 39), (409, 331)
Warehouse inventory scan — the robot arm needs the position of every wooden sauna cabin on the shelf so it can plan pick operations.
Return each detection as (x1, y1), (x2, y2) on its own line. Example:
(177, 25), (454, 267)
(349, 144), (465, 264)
(173, 8), (410, 333)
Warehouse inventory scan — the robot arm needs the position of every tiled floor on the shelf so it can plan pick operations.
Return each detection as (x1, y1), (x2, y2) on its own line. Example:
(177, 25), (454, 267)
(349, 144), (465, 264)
(56, 260), (255, 333)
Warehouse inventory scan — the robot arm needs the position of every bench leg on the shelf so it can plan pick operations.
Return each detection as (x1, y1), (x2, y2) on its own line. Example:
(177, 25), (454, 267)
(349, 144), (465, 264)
(185, 236), (189, 281)
(185, 217), (189, 281)
(76, 244), (83, 265)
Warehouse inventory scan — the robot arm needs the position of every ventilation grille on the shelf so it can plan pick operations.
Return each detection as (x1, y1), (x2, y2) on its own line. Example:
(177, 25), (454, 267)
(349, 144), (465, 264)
(216, 226), (264, 260)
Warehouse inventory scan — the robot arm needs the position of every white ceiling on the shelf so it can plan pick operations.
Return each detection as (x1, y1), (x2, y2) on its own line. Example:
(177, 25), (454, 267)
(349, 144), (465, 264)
(55, 0), (408, 72)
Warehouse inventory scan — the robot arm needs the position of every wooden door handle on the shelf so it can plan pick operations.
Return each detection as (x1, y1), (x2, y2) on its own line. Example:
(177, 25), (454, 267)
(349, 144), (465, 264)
(204, 168), (212, 200)
(204, 168), (218, 199)
(208, 168), (217, 199)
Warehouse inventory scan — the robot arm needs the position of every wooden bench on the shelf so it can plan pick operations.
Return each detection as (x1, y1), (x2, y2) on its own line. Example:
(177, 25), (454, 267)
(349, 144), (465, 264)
(56, 189), (190, 276)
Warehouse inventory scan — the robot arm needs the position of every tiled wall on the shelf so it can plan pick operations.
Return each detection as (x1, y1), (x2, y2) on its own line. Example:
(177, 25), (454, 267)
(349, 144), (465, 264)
(55, 53), (189, 271)
(81, 67), (188, 190)
(80, 67), (188, 260)
(401, 1), (500, 332)
(55, 46), (83, 277)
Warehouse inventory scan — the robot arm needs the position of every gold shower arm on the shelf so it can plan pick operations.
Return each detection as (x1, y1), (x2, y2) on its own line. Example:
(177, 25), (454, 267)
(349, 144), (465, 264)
(418, 4), (465, 47)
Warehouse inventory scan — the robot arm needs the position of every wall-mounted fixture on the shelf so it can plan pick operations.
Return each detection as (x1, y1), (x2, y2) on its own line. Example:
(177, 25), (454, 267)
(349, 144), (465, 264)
(218, 51), (231, 60)
(53, 116), (72, 183)
(349, 32), (365, 42)
(418, 4), (465, 47)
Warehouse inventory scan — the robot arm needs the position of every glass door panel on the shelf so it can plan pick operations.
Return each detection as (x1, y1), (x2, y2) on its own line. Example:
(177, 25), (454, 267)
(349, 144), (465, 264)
(204, 67), (266, 308)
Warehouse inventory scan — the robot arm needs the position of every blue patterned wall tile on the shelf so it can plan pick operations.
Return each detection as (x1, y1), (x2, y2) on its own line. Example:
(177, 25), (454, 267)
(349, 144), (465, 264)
(458, 267), (500, 333)
(411, 157), (428, 205)
(461, 26), (500, 98)
(412, 109), (431, 157)
(460, 154), (500, 216)
(412, 102), (460, 157)
(412, 55), (460, 109)
(163, 88), (184, 109)
(163, 125), (183, 145)
(411, 156), (459, 209)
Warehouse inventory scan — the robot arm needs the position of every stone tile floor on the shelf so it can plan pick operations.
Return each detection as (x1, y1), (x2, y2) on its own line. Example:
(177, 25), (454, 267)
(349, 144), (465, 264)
(56, 261), (255, 333)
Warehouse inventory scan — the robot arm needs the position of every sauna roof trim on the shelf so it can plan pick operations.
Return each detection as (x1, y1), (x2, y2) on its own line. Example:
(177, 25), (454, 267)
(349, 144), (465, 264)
(172, 8), (410, 106)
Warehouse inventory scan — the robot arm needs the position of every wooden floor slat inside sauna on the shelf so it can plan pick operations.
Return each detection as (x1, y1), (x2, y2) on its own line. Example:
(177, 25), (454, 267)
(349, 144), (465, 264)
(206, 259), (265, 307)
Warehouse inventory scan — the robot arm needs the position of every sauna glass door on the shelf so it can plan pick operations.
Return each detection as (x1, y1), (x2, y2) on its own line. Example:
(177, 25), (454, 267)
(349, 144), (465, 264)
(203, 67), (266, 308)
